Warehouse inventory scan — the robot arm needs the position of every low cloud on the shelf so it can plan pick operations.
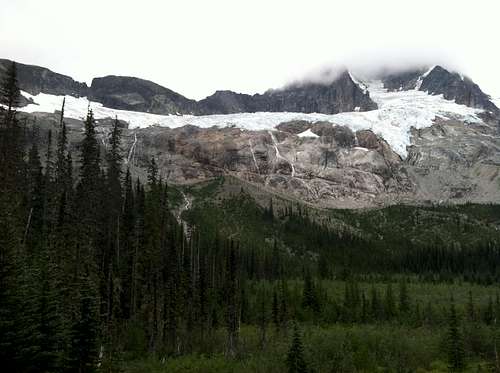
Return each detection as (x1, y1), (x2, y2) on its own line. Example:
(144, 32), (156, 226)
(292, 48), (462, 86)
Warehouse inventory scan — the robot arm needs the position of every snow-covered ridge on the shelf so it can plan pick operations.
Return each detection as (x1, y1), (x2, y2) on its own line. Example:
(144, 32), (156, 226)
(18, 81), (484, 158)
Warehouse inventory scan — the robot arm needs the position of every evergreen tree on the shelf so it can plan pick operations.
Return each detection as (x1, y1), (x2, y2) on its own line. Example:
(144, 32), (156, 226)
(76, 109), (102, 254)
(55, 98), (68, 189)
(447, 299), (465, 371)
(257, 286), (268, 350)
(272, 289), (279, 330)
(302, 271), (320, 314)
(32, 254), (66, 372)
(286, 323), (308, 373)
(69, 275), (99, 373)
(25, 135), (44, 251)
(195, 255), (209, 341)
(398, 279), (410, 314)
(484, 296), (494, 326)
(0, 61), (20, 111)
(384, 283), (396, 320)
(466, 290), (475, 322)
(370, 285), (383, 321)
(147, 156), (158, 187)
(0, 61), (26, 372)
(224, 243), (239, 357)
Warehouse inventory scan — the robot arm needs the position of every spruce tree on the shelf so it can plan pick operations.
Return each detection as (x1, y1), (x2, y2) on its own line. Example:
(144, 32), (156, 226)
(55, 98), (68, 188)
(106, 117), (123, 224)
(272, 289), (279, 330)
(398, 279), (410, 314)
(0, 61), (20, 111)
(447, 299), (465, 371)
(0, 61), (26, 372)
(384, 283), (396, 320)
(76, 109), (102, 251)
(286, 323), (308, 373)
(25, 134), (44, 252)
(224, 243), (239, 357)
(69, 275), (99, 373)
(466, 290), (475, 322)
(302, 271), (320, 314)
(257, 286), (268, 350)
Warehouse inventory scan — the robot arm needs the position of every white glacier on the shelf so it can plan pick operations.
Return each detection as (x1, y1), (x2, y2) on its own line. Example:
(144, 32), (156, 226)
(18, 80), (484, 158)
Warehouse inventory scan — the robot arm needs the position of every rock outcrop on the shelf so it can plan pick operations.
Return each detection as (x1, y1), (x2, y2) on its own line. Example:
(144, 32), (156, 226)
(0, 59), (88, 98)
(419, 66), (498, 113)
(89, 75), (199, 115)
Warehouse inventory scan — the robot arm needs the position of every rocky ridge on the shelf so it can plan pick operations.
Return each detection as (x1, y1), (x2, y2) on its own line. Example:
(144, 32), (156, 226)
(0, 59), (376, 116)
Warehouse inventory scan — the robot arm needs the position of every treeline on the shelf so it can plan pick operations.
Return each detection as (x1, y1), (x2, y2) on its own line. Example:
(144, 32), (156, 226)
(229, 198), (500, 283)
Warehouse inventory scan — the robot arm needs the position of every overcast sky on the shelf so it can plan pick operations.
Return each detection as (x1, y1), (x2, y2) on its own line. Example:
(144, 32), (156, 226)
(1, 0), (499, 100)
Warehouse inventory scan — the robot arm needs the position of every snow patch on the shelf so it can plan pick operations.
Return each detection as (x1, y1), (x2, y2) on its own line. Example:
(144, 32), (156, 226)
(349, 71), (368, 94)
(414, 65), (436, 90)
(19, 81), (484, 159)
(297, 128), (319, 138)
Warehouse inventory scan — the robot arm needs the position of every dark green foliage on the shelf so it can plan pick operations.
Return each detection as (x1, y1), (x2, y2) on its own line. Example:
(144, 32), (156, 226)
(0, 60), (20, 110)
(399, 279), (410, 314)
(224, 242), (239, 357)
(286, 323), (308, 373)
(447, 299), (465, 371)
(302, 271), (320, 314)
(69, 276), (99, 373)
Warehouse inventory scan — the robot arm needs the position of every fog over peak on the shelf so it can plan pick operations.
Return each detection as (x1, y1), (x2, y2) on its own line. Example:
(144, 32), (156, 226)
(288, 50), (464, 87)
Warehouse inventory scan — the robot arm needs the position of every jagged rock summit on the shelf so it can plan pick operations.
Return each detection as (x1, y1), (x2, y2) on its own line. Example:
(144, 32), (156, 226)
(380, 65), (498, 113)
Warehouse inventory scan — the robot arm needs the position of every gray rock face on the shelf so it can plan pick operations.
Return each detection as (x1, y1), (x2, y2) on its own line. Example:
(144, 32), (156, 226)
(419, 66), (498, 113)
(381, 69), (425, 91)
(114, 114), (499, 208)
(198, 70), (377, 114)
(197, 90), (258, 114)
(89, 75), (199, 114)
(0, 59), (88, 98)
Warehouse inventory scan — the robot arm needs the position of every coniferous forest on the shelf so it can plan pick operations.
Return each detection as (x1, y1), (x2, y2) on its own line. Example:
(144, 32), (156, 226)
(3, 62), (500, 373)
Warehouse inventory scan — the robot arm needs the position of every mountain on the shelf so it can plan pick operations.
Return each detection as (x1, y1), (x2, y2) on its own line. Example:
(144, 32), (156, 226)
(89, 75), (199, 114)
(0, 59), (376, 115)
(4, 58), (500, 208)
(0, 58), (88, 97)
(381, 65), (499, 113)
(198, 71), (377, 114)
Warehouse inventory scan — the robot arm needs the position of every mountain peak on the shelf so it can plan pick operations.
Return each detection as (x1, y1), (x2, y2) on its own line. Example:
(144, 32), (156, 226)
(380, 65), (498, 113)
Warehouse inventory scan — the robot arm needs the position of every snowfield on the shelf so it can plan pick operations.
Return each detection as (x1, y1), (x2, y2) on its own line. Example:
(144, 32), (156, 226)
(18, 80), (484, 158)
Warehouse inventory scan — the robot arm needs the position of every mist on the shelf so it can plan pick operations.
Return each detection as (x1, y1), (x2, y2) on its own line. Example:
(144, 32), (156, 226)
(1, 0), (499, 100)
(284, 48), (463, 87)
